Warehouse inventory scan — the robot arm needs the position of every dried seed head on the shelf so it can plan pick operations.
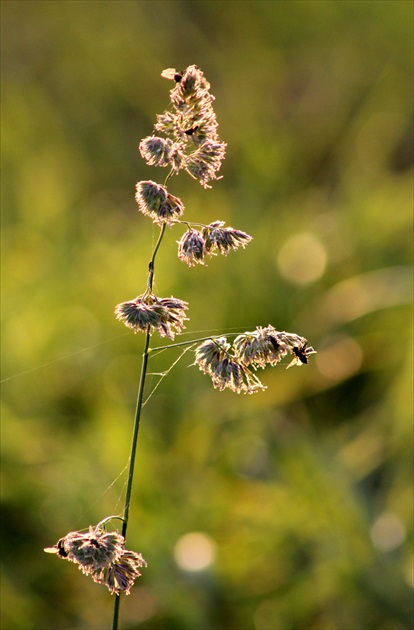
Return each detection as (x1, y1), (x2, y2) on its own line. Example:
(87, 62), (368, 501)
(177, 229), (206, 266)
(194, 338), (266, 394)
(44, 527), (123, 571)
(151, 296), (190, 339)
(169, 64), (211, 107)
(150, 65), (226, 185)
(234, 326), (316, 369)
(114, 297), (162, 334)
(155, 110), (177, 136)
(212, 357), (266, 394)
(135, 180), (184, 225)
(193, 328), (317, 393)
(203, 221), (253, 255)
(91, 548), (147, 596)
(44, 524), (147, 596)
(184, 141), (227, 189)
(233, 326), (290, 369)
(194, 337), (231, 374)
(139, 136), (173, 167)
(115, 293), (189, 339)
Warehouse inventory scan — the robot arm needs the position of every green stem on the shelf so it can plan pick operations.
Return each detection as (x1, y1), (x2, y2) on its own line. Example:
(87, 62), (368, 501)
(112, 222), (167, 630)
(112, 329), (150, 630)
(149, 332), (241, 354)
(147, 223), (166, 293)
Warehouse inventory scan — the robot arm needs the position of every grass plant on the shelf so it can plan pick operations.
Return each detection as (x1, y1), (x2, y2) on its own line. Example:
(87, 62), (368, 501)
(44, 65), (316, 630)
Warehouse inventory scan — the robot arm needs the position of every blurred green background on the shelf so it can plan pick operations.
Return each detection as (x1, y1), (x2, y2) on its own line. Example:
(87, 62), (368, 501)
(1, 1), (413, 629)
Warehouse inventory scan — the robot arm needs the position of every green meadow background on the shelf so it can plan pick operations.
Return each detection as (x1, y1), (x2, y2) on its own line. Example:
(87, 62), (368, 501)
(1, 1), (412, 629)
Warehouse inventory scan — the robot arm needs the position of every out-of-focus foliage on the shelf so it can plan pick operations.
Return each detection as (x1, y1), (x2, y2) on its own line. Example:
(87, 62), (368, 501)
(1, 1), (412, 629)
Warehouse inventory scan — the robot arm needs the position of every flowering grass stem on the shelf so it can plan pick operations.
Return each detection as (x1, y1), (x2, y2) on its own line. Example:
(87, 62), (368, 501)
(45, 65), (316, 628)
(112, 219), (168, 630)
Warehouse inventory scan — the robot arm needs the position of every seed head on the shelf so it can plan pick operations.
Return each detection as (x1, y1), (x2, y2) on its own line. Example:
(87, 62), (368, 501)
(169, 64), (212, 109)
(152, 65), (226, 186)
(194, 328), (317, 393)
(115, 293), (189, 339)
(135, 180), (184, 225)
(234, 326), (316, 369)
(194, 338), (266, 394)
(44, 524), (147, 596)
(203, 221), (253, 255)
(233, 326), (290, 369)
(139, 136), (173, 167)
(177, 229), (206, 266)
(184, 141), (227, 189)
(92, 548), (147, 596)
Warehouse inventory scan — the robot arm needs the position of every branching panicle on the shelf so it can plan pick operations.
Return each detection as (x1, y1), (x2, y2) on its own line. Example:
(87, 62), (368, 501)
(46, 65), (316, 630)
(194, 326), (316, 393)
(149, 64), (227, 189)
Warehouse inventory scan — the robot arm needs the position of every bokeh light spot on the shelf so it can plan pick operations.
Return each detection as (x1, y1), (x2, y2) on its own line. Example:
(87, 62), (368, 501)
(174, 532), (217, 572)
(371, 513), (406, 552)
(277, 232), (327, 285)
(316, 335), (363, 381)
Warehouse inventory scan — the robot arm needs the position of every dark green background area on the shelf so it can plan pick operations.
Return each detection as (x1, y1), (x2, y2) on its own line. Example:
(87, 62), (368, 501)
(1, 1), (412, 629)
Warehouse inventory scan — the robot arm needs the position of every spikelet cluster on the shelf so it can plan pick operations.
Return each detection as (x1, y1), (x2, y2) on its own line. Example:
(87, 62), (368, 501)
(135, 180), (184, 226)
(194, 326), (316, 394)
(177, 221), (253, 266)
(139, 65), (226, 189)
(115, 293), (189, 339)
(44, 525), (147, 596)
(134, 65), (252, 269)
